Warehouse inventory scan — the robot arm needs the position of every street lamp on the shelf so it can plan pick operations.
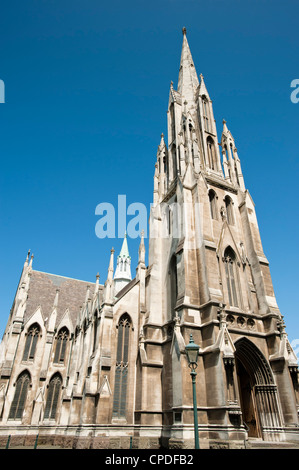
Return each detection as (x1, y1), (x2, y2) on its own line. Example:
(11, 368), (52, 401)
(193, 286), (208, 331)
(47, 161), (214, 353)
(185, 333), (200, 449)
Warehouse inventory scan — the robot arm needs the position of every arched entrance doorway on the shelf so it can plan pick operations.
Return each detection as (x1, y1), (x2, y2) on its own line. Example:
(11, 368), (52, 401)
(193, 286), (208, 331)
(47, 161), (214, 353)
(235, 338), (282, 440)
(236, 358), (260, 437)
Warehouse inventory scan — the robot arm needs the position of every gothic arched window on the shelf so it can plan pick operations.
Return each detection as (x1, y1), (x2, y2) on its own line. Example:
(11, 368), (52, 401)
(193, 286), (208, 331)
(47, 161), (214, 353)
(23, 323), (40, 362)
(169, 255), (178, 314)
(44, 373), (62, 420)
(170, 103), (175, 142)
(112, 314), (131, 419)
(202, 97), (210, 132)
(172, 144), (177, 177)
(234, 163), (240, 186)
(93, 311), (99, 353)
(8, 371), (30, 420)
(223, 247), (240, 308)
(225, 196), (234, 225)
(207, 137), (217, 170)
(53, 327), (69, 364)
(224, 145), (232, 180)
(230, 144), (234, 159)
(209, 190), (218, 220)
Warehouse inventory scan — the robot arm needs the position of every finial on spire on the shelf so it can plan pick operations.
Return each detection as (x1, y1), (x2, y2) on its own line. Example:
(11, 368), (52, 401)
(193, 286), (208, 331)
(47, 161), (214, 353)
(108, 248), (114, 275)
(94, 272), (100, 295)
(182, 27), (187, 36)
(222, 119), (228, 134)
(29, 253), (34, 268)
(24, 249), (31, 268)
(138, 229), (146, 265)
(159, 133), (165, 150)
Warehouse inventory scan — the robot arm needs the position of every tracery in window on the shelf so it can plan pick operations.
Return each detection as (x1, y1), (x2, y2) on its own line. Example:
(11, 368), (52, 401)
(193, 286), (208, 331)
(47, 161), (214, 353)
(223, 247), (240, 308)
(9, 371), (30, 420)
(202, 97), (210, 132)
(53, 327), (69, 364)
(44, 373), (62, 420)
(112, 314), (131, 419)
(23, 323), (40, 362)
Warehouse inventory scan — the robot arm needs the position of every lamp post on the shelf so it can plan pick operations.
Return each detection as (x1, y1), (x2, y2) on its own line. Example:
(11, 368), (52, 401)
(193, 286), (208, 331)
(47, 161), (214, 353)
(185, 334), (200, 449)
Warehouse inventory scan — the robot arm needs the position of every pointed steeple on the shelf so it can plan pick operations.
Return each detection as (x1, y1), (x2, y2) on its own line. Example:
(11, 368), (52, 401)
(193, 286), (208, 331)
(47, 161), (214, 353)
(221, 119), (245, 190)
(114, 233), (132, 296)
(177, 27), (199, 105)
(154, 133), (168, 204)
(103, 247), (115, 304)
(24, 249), (30, 269)
(159, 132), (166, 151)
(198, 73), (210, 100)
(222, 119), (229, 134)
(107, 247), (115, 282)
(29, 253), (34, 268)
(94, 272), (100, 293)
(118, 232), (130, 259)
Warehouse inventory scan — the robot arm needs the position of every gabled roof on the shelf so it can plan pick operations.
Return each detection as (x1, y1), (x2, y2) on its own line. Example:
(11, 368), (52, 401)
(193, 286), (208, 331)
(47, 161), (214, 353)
(24, 270), (103, 329)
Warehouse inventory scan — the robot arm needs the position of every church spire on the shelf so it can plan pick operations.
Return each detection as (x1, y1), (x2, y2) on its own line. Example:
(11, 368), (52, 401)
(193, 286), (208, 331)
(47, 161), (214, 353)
(118, 232), (130, 259)
(103, 247), (115, 305)
(154, 133), (168, 205)
(114, 233), (132, 296)
(177, 27), (199, 106)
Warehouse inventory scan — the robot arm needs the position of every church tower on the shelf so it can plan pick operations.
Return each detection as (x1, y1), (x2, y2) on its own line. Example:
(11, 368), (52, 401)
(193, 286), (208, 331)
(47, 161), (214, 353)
(142, 28), (299, 446)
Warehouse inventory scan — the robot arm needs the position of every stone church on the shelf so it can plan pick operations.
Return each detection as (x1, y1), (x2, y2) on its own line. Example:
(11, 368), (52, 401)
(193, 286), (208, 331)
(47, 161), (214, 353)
(0, 29), (298, 449)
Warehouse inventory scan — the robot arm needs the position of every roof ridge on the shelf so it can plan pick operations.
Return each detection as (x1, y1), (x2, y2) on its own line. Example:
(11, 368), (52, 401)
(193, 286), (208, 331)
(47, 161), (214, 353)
(33, 270), (99, 285)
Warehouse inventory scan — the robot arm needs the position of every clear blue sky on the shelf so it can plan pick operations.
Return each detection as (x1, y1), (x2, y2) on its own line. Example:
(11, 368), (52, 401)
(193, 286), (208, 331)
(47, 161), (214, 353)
(0, 1), (298, 350)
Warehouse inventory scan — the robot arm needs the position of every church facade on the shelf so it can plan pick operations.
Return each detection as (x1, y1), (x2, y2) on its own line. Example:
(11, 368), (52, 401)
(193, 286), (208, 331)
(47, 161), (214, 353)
(0, 30), (298, 449)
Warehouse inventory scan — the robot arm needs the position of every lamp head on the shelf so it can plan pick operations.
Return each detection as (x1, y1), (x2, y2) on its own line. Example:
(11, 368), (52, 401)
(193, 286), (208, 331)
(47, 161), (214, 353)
(185, 334), (200, 369)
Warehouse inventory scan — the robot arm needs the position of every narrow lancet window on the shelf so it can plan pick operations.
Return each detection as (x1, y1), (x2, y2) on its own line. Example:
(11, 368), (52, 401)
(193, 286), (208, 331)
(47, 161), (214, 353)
(9, 371), (30, 420)
(112, 314), (131, 419)
(44, 373), (62, 420)
(209, 190), (218, 220)
(202, 97), (210, 132)
(225, 196), (234, 225)
(207, 137), (217, 170)
(54, 327), (69, 364)
(223, 247), (240, 308)
(23, 323), (40, 362)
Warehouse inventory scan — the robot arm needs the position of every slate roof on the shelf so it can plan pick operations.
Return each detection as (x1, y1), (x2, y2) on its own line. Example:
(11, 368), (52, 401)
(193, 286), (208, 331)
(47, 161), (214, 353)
(24, 270), (103, 329)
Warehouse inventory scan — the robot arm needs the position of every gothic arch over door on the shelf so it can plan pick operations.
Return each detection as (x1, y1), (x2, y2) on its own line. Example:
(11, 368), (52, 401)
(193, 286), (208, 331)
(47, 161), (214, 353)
(235, 337), (282, 439)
